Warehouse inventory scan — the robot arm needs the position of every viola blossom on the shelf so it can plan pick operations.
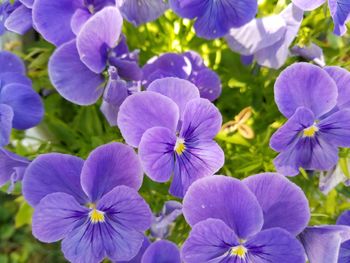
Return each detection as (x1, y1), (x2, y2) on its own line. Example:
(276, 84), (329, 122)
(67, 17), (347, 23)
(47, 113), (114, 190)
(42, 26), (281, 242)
(270, 63), (350, 176)
(181, 173), (310, 262)
(226, 4), (304, 69)
(337, 211), (350, 263)
(150, 200), (182, 239)
(292, 0), (350, 36)
(291, 43), (326, 67)
(0, 0), (33, 35)
(22, 143), (152, 262)
(0, 51), (43, 146)
(169, 0), (257, 39)
(299, 224), (350, 263)
(0, 148), (29, 192)
(117, 77), (224, 197)
(117, 0), (169, 26)
(49, 7), (141, 106)
(142, 51), (222, 101)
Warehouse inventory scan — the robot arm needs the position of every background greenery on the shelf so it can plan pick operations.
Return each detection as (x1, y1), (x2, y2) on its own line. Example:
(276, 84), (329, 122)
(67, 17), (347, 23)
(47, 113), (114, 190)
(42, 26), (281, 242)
(1, 0), (350, 261)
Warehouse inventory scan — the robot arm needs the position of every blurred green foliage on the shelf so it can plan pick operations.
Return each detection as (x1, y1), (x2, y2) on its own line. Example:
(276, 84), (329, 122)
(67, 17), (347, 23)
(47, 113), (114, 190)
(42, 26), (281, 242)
(2, 0), (350, 262)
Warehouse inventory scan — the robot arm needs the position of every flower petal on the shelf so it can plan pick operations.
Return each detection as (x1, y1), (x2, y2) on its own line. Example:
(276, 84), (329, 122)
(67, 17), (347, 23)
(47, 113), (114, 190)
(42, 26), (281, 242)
(32, 192), (88, 243)
(169, 0), (207, 19)
(142, 240), (180, 263)
(292, 0), (326, 11)
(291, 43), (325, 67)
(182, 218), (239, 263)
(180, 98), (222, 141)
(139, 127), (176, 183)
(77, 6), (123, 73)
(70, 8), (91, 35)
(246, 228), (305, 263)
(22, 153), (87, 206)
(81, 143), (143, 202)
(274, 62), (338, 118)
(0, 147), (28, 186)
(148, 77), (200, 120)
(0, 72), (32, 88)
(190, 68), (221, 101)
(299, 225), (350, 263)
(4, 4), (32, 35)
(0, 104), (13, 147)
(0, 51), (25, 74)
(32, 0), (82, 46)
(328, 0), (350, 36)
(117, 91), (179, 147)
(243, 173), (310, 235)
(183, 176), (264, 239)
(48, 39), (105, 105)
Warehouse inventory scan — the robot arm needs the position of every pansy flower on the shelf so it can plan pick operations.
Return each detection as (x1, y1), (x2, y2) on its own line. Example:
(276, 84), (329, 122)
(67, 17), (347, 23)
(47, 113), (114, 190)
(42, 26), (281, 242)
(117, 77), (224, 197)
(337, 211), (350, 263)
(299, 224), (350, 263)
(181, 173), (310, 262)
(0, 51), (43, 146)
(0, 0), (33, 35)
(0, 147), (29, 192)
(292, 0), (350, 36)
(49, 7), (141, 106)
(226, 4), (304, 69)
(22, 143), (152, 262)
(169, 0), (257, 39)
(142, 51), (222, 101)
(270, 63), (350, 176)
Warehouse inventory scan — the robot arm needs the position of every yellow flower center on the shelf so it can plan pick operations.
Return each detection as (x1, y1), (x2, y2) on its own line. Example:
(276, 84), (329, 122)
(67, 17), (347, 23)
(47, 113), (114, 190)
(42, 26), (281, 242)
(303, 125), (319, 137)
(230, 245), (247, 258)
(89, 209), (105, 224)
(174, 138), (186, 155)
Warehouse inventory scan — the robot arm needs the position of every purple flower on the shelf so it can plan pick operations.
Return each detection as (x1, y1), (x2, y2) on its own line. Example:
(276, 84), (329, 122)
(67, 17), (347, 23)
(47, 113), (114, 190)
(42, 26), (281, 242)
(319, 162), (350, 194)
(270, 63), (350, 176)
(169, 0), (257, 39)
(141, 240), (181, 263)
(0, 51), (43, 146)
(0, 147), (29, 192)
(292, 0), (350, 36)
(181, 173), (310, 262)
(119, 237), (151, 263)
(48, 7), (141, 106)
(117, 77), (224, 197)
(117, 0), (169, 26)
(142, 51), (222, 101)
(150, 200), (182, 239)
(337, 211), (350, 263)
(1, 0), (33, 35)
(291, 43), (326, 67)
(299, 225), (350, 263)
(22, 142), (152, 262)
(226, 4), (304, 69)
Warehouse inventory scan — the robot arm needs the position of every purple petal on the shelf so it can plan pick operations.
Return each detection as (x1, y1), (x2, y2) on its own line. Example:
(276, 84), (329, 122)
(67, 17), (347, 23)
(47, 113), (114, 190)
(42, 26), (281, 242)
(180, 98), (222, 141)
(299, 225), (350, 263)
(117, 91), (179, 147)
(118, 0), (169, 26)
(32, 192), (88, 242)
(142, 240), (180, 263)
(19, 0), (34, 8)
(292, 0), (326, 11)
(138, 127), (176, 183)
(181, 218), (239, 263)
(324, 66), (350, 110)
(338, 210), (350, 226)
(119, 237), (150, 263)
(226, 14), (286, 56)
(32, 0), (83, 46)
(190, 68), (221, 101)
(246, 228), (305, 263)
(0, 51), (25, 74)
(48, 39), (105, 105)
(319, 109), (350, 147)
(169, 0), (207, 19)
(0, 72), (32, 88)
(4, 4), (32, 35)
(0, 147), (29, 186)
(274, 62), (338, 118)
(148, 77), (200, 120)
(0, 83), (43, 130)
(70, 8), (91, 35)
(22, 153), (88, 206)
(319, 165), (349, 194)
(270, 107), (315, 152)
(81, 143), (143, 202)
(193, 0), (258, 39)
(243, 173), (310, 235)
(108, 56), (142, 81)
(328, 0), (350, 36)
(0, 104), (13, 147)
(77, 6), (123, 73)
(170, 140), (224, 198)
(183, 176), (264, 239)
(291, 43), (325, 67)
